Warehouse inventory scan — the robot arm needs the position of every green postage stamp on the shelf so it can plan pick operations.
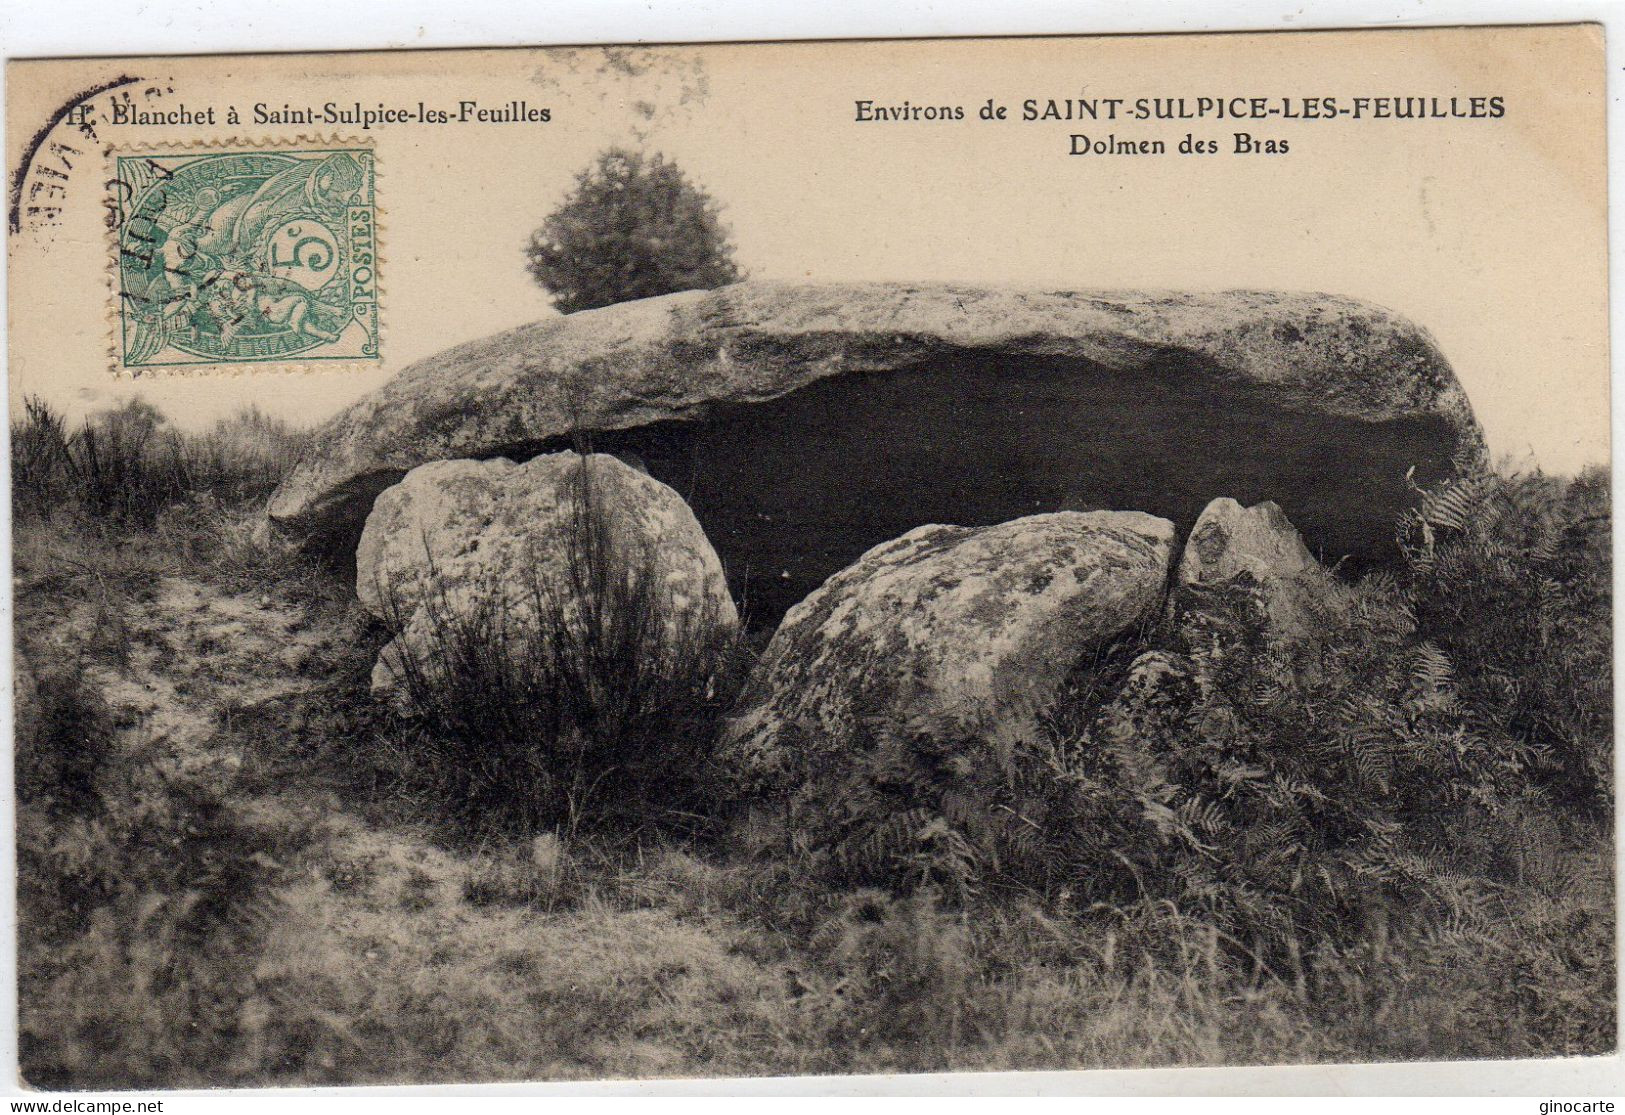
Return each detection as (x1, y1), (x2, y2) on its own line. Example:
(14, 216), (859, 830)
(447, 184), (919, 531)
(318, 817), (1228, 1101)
(111, 144), (379, 371)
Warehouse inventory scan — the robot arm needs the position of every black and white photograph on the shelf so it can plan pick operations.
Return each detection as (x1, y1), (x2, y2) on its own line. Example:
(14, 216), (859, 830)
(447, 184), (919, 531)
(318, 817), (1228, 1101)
(2, 19), (1616, 1095)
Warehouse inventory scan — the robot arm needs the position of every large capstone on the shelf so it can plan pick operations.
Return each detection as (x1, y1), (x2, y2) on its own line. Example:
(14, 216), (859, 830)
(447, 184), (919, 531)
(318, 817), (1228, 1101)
(355, 452), (737, 701)
(720, 510), (1175, 799)
(269, 281), (1482, 624)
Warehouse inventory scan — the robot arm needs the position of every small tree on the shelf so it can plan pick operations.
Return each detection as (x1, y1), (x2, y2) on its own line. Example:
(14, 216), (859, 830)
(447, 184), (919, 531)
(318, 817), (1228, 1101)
(525, 147), (741, 314)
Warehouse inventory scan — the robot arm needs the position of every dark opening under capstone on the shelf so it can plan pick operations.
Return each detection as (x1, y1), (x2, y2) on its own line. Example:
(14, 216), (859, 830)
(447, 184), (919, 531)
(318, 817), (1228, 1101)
(502, 349), (1456, 627)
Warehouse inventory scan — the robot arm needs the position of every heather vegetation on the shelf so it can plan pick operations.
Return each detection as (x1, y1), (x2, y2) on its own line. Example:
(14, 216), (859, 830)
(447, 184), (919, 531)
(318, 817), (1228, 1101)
(11, 396), (1614, 1087)
(783, 469), (1612, 942)
(371, 459), (753, 840)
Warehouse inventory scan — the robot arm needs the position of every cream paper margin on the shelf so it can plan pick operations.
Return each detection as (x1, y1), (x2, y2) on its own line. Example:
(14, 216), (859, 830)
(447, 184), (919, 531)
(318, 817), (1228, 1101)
(1, 25), (1615, 1099)
(3, 26), (1610, 475)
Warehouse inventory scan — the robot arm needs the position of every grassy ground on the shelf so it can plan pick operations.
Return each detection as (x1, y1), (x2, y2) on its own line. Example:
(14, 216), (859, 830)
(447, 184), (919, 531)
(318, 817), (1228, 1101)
(11, 401), (1617, 1088)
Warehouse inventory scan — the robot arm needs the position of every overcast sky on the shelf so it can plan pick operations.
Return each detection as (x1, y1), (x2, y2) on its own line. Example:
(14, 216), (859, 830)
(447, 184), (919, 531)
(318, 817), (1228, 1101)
(8, 28), (1609, 474)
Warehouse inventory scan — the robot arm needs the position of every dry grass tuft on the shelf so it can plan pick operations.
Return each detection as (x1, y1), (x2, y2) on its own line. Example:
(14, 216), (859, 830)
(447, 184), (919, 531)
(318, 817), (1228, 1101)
(369, 454), (753, 841)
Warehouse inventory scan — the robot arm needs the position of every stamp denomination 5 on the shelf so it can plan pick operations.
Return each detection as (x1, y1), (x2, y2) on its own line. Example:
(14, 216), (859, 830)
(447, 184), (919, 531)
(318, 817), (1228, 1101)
(110, 143), (379, 372)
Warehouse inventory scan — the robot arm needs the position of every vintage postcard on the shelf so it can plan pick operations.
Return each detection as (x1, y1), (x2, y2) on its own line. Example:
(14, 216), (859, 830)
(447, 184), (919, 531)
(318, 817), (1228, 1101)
(4, 26), (1613, 1091)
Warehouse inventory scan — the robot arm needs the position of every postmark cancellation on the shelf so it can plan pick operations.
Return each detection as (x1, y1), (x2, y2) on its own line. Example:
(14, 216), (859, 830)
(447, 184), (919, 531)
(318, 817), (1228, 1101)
(109, 141), (379, 373)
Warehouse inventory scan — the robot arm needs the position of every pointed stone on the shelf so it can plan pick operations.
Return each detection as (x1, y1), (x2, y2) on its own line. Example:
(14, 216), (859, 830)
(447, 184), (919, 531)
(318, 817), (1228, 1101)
(1173, 497), (1334, 646)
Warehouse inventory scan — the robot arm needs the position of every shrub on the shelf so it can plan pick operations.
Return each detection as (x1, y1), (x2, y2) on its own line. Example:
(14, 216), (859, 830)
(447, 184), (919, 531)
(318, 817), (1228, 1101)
(1400, 465), (1612, 812)
(176, 404), (311, 506)
(376, 456), (751, 839)
(14, 650), (300, 1088)
(1027, 577), (1538, 959)
(61, 399), (188, 525)
(10, 397), (308, 529)
(794, 578), (1520, 958)
(11, 395), (71, 518)
(777, 467), (1612, 971)
(524, 147), (741, 314)
(15, 655), (118, 821)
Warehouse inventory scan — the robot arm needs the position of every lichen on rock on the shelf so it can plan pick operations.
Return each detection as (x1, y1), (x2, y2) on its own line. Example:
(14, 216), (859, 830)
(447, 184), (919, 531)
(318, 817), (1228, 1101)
(722, 510), (1176, 800)
(1170, 497), (1343, 651)
(356, 452), (737, 701)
